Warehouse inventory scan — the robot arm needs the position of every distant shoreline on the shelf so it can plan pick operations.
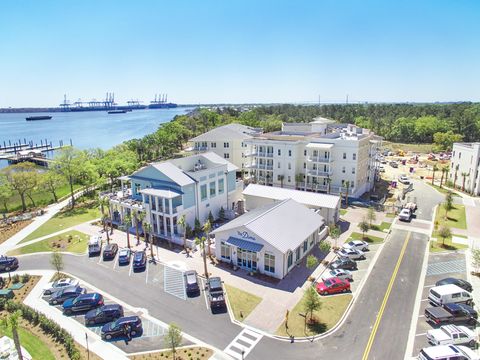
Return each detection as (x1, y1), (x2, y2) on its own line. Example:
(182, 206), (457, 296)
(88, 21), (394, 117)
(0, 105), (192, 114)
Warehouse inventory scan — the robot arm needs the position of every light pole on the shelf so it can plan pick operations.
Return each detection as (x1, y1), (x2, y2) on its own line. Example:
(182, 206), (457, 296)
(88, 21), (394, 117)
(224, 170), (229, 217)
(85, 332), (89, 360)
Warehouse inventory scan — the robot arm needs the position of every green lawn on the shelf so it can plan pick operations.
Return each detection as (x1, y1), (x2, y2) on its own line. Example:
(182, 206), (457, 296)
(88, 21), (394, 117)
(21, 203), (100, 243)
(386, 213), (396, 218)
(383, 141), (434, 154)
(435, 204), (467, 230)
(430, 238), (469, 253)
(276, 292), (352, 337)
(225, 284), (262, 322)
(426, 183), (460, 197)
(349, 232), (384, 244)
(339, 209), (348, 216)
(10, 230), (89, 255)
(0, 325), (56, 360)
(370, 222), (392, 232)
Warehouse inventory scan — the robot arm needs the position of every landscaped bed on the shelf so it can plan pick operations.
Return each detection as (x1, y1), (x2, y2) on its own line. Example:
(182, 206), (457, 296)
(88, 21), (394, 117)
(0, 220), (33, 245)
(129, 347), (213, 360)
(224, 284), (262, 322)
(430, 237), (469, 253)
(370, 222), (392, 232)
(349, 232), (384, 244)
(9, 230), (89, 255)
(434, 204), (467, 230)
(275, 293), (352, 337)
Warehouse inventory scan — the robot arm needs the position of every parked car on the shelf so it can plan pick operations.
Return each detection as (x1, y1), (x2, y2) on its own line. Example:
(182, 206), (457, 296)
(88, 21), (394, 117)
(88, 236), (102, 257)
(425, 303), (477, 326)
(49, 286), (86, 305)
(429, 284), (473, 306)
(378, 166), (386, 173)
(342, 240), (369, 252)
(63, 293), (104, 315)
(322, 269), (353, 282)
(418, 345), (479, 360)
(337, 248), (365, 260)
(427, 324), (476, 348)
(184, 270), (199, 296)
(206, 277), (226, 310)
(316, 277), (350, 295)
(43, 278), (80, 296)
(132, 251), (147, 271)
(0, 256), (19, 272)
(398, 175), (411, 184)
(101, 316), (142, 340)
(103, 243), (119, 261)
(118, 248), (132, 265)
(404, 202), (417, 212)
(85, 304), (124, 326)
(436, 278), (473, 293)
(329, 257), (357, 271)
(398, 208), (412, 222)
(390, 161), (398, 168)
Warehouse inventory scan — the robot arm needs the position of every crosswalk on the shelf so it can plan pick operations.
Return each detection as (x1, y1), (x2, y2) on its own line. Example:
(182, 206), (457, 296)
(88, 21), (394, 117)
(163, 265), (186, 300)
(426, 259), (466, 276)
(224, 328), (263, 359)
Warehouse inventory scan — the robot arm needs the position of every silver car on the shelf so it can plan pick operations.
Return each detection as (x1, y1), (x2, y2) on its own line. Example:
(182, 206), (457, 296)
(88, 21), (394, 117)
(343, 240), (369, 252)
(337, 248), (365, 260)
(322, 269), (353, 282)
(43, 278), (79, 295)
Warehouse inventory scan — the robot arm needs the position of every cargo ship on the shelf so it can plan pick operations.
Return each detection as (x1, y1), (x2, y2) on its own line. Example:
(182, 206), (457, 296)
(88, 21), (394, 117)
(108, 110), (127, 114)
(26, 115), (52, 121)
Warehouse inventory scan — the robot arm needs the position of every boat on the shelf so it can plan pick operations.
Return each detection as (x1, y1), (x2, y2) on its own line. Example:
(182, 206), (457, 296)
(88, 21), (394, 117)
(26, 115), (52, 121)
(107, 110), (127, 114)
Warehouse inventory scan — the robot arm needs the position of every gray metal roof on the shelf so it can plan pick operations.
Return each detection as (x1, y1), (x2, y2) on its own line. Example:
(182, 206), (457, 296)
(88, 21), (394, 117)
(139, 188), (182, 199)
(190, 123), (259, 142)
(199, 152), (238, 172)
(212, 199), (324, 253)
(150, 162), (195, 186)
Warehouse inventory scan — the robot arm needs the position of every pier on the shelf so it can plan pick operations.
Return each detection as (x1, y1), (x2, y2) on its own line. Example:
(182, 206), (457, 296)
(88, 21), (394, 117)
(0, 138), (72, 167)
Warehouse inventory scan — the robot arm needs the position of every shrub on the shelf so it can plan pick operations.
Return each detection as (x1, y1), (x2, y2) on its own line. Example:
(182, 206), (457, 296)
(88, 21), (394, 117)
(20, 274), (31, 283)
(12, 274), (20, 284)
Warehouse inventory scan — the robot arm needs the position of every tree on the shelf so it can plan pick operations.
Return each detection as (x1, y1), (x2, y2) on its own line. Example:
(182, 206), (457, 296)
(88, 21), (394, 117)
(359, 219), (370, 240)
(1, 310), (23, 360)
(24, 170), (40, 207)
(2, 162), (38, 212)
(326, 177), (332, 194)
(303, 286), (321, 326)
(438, 225), (451, 247)
(443, 191), (454, 220)
(41, 171), (64, 203)
(164, 323), (182, 360)
(177, 214), (187, 250)
(439, 166), (448, 188)
(433, 131), (463, 152)
(472, 249), (480, 273)
(0, 175), (13, 214)
(195, 236), (209, 279)
(98, 196), (110, 234)
(124, 212), (132, 249)
(134, 211), (145, 246)
(319, 240), (332, 253)
(279, 175), (285, 188)
(203, 220), (212, 257)
(208, 211), (214, 225)
(432, 164), (438, 185)
(367, 207), (376, 227)
(461, 172), (469, 192)
(144, 222), (155, 262)
(53, 147), (84, 209)
(344, 181), (350, 207)
(194, 217), (201, 235)
(306, 255), (318, 269)
(329, 226), (341, 248)
(50, 251), (64, 274)
(218, 207), (225, 221)
(295, 174), (303, 190)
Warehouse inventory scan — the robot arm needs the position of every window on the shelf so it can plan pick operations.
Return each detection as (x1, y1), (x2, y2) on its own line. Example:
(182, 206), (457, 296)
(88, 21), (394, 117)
(288, 176), (291, 182)
(303, 240), (308, 252)
(289, 150), (292, 156)
(459, 152), (461, 159)
(134, 183), (141, 194)
(351, 181), (354, 188)
(353, 153), (357, 160)
(211, 142), (216, 148)
(220, 242), (231, 260)
(287, 252), (293, 268)
(224, 142), (229, 148)
(278, 162), (281, 169)
(209, 181), (216, 197)
(342, 166), (346, 173)
(264, 253), (275, 273)
(200, 185), (207, 201)
(218, 178), (224, 194)
(288, 163), (291, 170)
(278, 149), (281, 156)
(304, 150), (307, 156)
(303, 162), (306, 169)
(352, 167), (356, 174)
(277, 175), (282, 181)
(224, 153), (229, 159)
(343, 153), (346, 159)
(295, 247), (301, 261)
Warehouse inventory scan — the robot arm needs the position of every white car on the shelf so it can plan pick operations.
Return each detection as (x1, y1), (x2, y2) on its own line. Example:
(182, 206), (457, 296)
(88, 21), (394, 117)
(427, 325), (476, 347)
(418, 345), (479, 360)
(398, 175), (410, 184)
(343, 240), (369, 252)
(321, 269), (353, 282)
(42, 278), (79, 295)
(398, 208), (412, 222)
(337, 248), (365, 260)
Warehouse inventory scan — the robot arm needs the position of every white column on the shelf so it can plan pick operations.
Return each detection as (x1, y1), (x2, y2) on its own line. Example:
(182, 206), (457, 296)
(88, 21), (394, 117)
(169, 198), (173, 215)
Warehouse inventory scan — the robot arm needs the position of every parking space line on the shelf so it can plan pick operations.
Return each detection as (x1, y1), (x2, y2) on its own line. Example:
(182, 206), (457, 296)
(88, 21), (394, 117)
(420, 299), (429, 302)
(129, 260), (133, 276)
(423, 284), (435, 288)
(112, 254), (118, 270)
(418, 315), (425, 318)
(145, 263), (149, 284)
(201, 279), (209, 310)
(415, 333), (426, 337)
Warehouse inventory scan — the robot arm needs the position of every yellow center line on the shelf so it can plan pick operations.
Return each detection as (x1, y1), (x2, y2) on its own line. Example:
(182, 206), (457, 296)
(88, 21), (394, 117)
(362, 231), (411, 360)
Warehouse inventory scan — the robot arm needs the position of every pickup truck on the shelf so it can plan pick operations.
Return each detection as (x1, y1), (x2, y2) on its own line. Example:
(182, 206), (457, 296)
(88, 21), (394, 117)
(427, 324), (476, 348)
(206, 277), (226, 311)
(425, 303), (478, 326)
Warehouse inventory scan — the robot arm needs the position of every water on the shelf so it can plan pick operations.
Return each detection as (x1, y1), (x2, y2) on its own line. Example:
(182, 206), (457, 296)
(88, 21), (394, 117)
(0, 108), (193, 167)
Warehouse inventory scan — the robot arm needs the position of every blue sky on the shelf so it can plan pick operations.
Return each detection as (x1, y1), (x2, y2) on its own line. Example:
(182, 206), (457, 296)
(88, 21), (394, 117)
(1, 0), (479, 107)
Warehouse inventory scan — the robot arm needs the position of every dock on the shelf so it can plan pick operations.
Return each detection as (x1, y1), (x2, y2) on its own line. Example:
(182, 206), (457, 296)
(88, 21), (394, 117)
(0, 138), (72, 167)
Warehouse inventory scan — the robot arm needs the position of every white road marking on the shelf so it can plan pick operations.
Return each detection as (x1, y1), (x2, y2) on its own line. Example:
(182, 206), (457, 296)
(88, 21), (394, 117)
(415, 333), (427, 337)
(201, 279), (209, 310)
(129, 260), (133, 276)
(423, 284), (435, 288)
(421, 298), (429, 302)
(224, 328), (263, 360)
(145, 262), (149, 284)
(112, 253), (118, 270)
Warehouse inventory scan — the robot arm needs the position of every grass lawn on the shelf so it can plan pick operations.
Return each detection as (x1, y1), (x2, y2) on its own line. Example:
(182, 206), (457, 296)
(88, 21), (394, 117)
(225, 284), (262, 322)
(435, 204), (467, 230)
(339, 209), (348, 216)
(386, 213), (396, 218)
(370, 222), (391, 232)
(129, 347), (213, 360)
(21, 202), (100, 243)
(9, 230), (89, 255)
(426, 183), (460, 197)
(276, 293), (352, 337)
(0, 325), (56, 360)
(349, 232), (384, 244)
(383, 141), (434, 154)
(430, 238), (468, 253)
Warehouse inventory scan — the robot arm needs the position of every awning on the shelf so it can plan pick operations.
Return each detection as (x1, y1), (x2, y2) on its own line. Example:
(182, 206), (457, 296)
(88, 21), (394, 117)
(226, 237), (264, 252)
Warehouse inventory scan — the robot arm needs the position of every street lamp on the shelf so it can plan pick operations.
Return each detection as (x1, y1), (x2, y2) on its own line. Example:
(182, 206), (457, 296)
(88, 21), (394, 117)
(85, 332), (90, 360)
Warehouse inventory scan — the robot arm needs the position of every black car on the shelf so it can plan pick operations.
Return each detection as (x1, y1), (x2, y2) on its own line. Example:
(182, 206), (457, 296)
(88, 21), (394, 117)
(101, 316), (142, 340)
(85, 304), (124, 326)
(0, 256), (18, 272)
(49, 286), (85, 305)
(184, 270), (199, 296)
(62, 293), (104, 315)
(436, 278), (473, 293)
(103, 243), (119, 261)
(133, 251), (146, 271)
(329, 257), (357, 271)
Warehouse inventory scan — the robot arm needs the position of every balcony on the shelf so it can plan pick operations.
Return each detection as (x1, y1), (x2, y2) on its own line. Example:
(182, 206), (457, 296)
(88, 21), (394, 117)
(306, 169), (333, 177)
(193, 146), (208, 152)
(251, 163), (273, 170)
(307, 156), (333, 163)
(257, 152), (274, 158)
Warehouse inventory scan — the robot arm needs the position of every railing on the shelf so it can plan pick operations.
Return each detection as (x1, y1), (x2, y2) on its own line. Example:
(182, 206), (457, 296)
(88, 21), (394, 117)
(307, 156), (333, 163)
(306, 170), (333, 177)
(194, 146), (208, 151)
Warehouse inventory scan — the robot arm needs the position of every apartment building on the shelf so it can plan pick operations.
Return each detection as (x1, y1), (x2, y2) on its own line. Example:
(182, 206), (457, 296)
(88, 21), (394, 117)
(104, 152), (243, 245)
(244, 117), (380, 198)
(449, 142), (480, 195)
(189, 123), (262, 172)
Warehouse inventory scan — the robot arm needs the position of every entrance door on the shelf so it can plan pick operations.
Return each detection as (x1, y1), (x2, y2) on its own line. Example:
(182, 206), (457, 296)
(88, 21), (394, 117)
(237, 249), (257, 271)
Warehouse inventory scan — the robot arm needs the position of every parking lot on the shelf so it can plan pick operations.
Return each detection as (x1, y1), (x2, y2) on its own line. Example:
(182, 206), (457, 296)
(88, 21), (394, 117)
(411, 251), (475, 356)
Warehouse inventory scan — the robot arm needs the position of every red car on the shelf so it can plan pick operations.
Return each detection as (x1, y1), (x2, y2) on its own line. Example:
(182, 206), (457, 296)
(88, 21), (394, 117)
(316, 277), (350, 295)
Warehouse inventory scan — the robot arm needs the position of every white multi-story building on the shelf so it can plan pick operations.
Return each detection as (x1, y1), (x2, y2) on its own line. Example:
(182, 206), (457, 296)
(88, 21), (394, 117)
(449, 142), (480, 195)
(244, 117), (380, 198)
(189, 123), (262, 173)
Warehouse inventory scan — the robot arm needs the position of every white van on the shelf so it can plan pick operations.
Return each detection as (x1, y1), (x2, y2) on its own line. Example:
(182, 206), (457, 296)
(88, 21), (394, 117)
(418, 344), (479, 360)
(88, 235), (102, 257)
(429, 284), (473, 306)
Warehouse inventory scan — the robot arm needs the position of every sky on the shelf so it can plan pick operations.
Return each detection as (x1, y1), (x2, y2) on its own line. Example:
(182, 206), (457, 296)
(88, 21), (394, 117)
(1, 0), (479, 107)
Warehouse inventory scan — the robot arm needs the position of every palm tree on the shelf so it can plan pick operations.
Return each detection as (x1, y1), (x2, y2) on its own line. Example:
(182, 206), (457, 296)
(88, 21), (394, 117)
(203, 220), (212, 258)
(98, 196), (110, 233)
(124, 212), (132, 249)
(134, 211), (145, 246)
(461, 172), (469, 192)
(295, 174), (303, 190)
(1, 310), (23, 360)
(453, 166), (459, 189)
(144, 223), (155, 263)
(177, 214), (187, 251)
(439, 167), (447, 188)
(432, 164), (438, 185)
(326, 177), (332, 194)
(102, 214), (110, 243)
(195, 236), (209, 279)
(344, 181), (350, 207)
